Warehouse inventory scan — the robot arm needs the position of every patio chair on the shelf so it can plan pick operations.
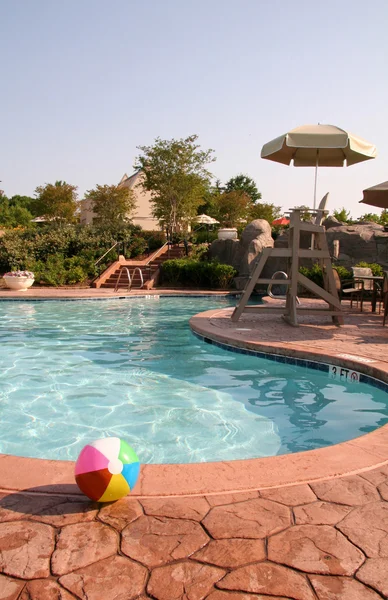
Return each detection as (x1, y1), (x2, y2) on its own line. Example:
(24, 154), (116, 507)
(332, 269), (365, 311)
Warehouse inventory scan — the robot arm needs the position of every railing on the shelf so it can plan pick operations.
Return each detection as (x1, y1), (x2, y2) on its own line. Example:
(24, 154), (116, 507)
(95, 241), (120, 273)
(114, 267), (131, 293)
(267, 270), (300, 304)
(145, 241), (170, 266)
(114, 266), (144, 293)
(133, 267), (144, 289)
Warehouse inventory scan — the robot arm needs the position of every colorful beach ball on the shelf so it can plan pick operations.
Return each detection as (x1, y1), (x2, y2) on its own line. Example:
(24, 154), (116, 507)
(75, 437), (140, 502)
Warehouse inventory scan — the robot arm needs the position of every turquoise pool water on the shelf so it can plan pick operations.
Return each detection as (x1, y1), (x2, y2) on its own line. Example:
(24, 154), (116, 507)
(0, 297), (387, 463)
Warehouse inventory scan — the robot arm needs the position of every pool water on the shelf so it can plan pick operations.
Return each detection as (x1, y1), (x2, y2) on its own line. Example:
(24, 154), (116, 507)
(0, 297), (387, 463)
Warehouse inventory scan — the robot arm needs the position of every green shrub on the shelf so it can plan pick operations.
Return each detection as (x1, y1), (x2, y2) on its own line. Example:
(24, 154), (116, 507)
(299, 263), (324, 288)
(161, 258), (237, 289)
(141, 230), (167, 251)
(333, 265), (352, 281)
(355, 261), (384, 276)
(190, 230), (218, 245)
(127, 236), (147, 258)
(188, 244), (209, 261)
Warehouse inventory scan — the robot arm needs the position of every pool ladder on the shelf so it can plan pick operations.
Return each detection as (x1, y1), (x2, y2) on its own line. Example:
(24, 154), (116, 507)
(267, 271), (300, 304)
(114, 267), (144, 293)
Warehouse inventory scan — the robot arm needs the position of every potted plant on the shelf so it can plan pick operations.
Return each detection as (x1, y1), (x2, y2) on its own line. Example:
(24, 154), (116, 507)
(3, 270), (35, 291)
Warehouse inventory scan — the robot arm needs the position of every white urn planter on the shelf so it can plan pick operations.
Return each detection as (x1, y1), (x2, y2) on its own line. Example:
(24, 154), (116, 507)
(217, 228), (238, 240)
(3, 271), (34, 291)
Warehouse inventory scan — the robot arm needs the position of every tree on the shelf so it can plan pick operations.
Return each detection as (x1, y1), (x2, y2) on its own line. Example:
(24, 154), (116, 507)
(34, 181), (78, 224)
(333, 207), (351, 223)
(8, 194), (40, 217)
(225, 174), (261, 203)
(134, 135), (215, 232)
(359, 212), (381, 223)
(249, 202), (281, 223)
(84, 184), (136, 228)
(380, 210), (388, 225)
(0, 197), (34, 228)
(212, 190), (252, 228)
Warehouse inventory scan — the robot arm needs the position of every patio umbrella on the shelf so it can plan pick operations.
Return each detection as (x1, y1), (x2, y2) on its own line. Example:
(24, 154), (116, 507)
(195, 214), (219, 224)
(359, 181), (388, 209)
(272, 217), (290, 226)
(261, 124), (377, 209)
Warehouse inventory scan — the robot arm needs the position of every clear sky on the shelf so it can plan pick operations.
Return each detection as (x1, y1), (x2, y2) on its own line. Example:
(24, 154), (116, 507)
(1, 0), (387, 217)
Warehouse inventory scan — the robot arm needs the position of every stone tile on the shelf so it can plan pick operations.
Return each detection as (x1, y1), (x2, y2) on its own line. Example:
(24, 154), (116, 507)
(192, 538), (266, 568)
(0, 493), (66, 523)
(147, 561), (225, 600)
(140, 496), (210, 521)
(217, 561), (315, 600)
(121, 515), (209, 568)
(29, 501), (98, 527)
(310, 475), (380, 505)
(356, 557), (388, 597)
(20, 580), (75, 599)
(309, 574), (382, 599)
(259, 484), (316, 506)
(207, 593), (290, 600)
(205, 491), (259, 507)
(0, 574), (25, 600)
(59, 555), (147, 600)
(268, 524), (364, 575)
(378, 480), (388, 500)
(98, 498), (143, 531)
(337, 501), (388, 557)
(51, 522), (118, 575)
(359, 464), (388, 485)
(294, 501), (352, 525)
(0, 521), (55, 579)
(202, 498), (290, 539)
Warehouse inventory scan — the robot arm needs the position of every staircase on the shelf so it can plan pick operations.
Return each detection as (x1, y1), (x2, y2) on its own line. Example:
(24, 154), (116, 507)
(97, 243), (186, 290)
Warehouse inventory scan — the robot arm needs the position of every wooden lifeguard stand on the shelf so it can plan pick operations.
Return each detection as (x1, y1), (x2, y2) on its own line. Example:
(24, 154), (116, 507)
(232, 201), (343, 326)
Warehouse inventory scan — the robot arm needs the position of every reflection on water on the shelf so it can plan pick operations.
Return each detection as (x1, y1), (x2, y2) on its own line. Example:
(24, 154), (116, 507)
(0, 298), (387, 463)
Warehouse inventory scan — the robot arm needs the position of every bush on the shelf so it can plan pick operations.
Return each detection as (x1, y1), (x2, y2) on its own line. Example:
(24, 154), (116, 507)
(333, 265), (352, 281)
(0, 223), (162, 284)
(299, 263), (324, 288)
(355, 261), (384, 276)
(140, 230), (167, 251)
(188, 244), (209, 261)
(190, 230), (218, 245)
(161, 258), (237, 289)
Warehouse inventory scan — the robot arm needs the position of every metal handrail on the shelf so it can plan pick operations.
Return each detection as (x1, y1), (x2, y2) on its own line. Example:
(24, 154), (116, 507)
(114, 267), (131, 293)
(132, 267), (144, 289)
(267, 271), (301, 304)
(145, 241), (170, 266)
(95, 241), (120, 266)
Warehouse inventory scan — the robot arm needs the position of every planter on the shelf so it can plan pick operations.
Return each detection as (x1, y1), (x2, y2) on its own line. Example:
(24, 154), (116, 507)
(217, 228), (238, 240)
(3, 276), (34, 291)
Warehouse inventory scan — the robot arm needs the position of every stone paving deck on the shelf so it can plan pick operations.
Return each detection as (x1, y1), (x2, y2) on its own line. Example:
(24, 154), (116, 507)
(0, 290), (388, 599)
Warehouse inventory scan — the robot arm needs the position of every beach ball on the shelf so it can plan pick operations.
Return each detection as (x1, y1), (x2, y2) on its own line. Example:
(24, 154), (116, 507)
(75, 437), (140, 502)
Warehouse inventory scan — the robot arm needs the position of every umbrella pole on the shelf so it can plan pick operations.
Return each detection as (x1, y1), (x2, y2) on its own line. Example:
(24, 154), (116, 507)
(313, 149), (319, 210)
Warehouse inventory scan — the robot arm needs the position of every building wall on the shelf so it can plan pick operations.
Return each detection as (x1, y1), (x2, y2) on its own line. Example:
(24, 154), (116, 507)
(79, 171), (160, 231)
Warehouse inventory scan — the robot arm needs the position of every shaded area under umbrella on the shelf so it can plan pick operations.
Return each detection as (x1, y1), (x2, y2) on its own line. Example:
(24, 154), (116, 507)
(261, 124), (377, 209)
(359, 181), (388, 209)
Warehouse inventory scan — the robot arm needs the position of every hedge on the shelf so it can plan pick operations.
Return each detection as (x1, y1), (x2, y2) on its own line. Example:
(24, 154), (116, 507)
(161, 258), (237, 289)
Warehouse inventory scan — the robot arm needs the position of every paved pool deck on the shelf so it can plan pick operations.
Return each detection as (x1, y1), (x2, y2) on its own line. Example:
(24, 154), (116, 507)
(0, 288), (387, 599)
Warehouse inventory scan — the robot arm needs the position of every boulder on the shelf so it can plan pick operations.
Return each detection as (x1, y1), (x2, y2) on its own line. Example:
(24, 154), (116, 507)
(325, 223), (388, 267)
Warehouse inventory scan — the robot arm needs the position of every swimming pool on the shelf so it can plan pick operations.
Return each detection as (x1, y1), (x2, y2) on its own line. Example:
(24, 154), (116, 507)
(0, 296), (387, 464)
